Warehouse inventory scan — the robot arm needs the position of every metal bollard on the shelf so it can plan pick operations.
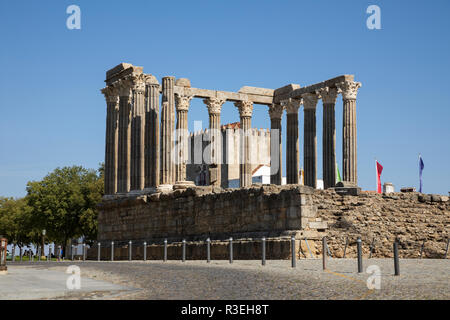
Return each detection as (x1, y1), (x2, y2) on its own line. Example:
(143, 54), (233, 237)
(394, 239), (400, 276)
(82, 243), (86, 261)
(343, 237), (348, 258)
(356, 237), (363, 273)
(182, 239), (186, 262)
(206, 238), (211, 263)
(229, 237), (233, 264)
(291, 236), (296, 268)
(163, 239), (167, 262)
(97, 242), (101, 261)
(419, 240), (425, 259)
(444, 238), (449, 259)
(129, 241), (132, 261)
(322, 237), (327, 270)
(48, 245), (52, 262)
(143, 241), (147, 261)
(58, 246), (61, 261)
(71, 245), (74, 261)
(262, 237), (266, 266)
(369, 237), (375, 259)
(111, 241), (114, 261)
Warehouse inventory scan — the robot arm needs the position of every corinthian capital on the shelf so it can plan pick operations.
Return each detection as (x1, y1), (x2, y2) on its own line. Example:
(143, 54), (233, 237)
(336, 81), (362, 100)
(175, 94), (194, 112)
(317, 87), (338, 105)
(130, 73), (146, 94)
(203, 98), (226, 115)
(101, 86), (119, 104)
(302, 93), (319, 109)
(117, 77), (133, 97)
(234, 100), (253, 118)
(268, 104), (284, 120)
(281, 98), (301, 114)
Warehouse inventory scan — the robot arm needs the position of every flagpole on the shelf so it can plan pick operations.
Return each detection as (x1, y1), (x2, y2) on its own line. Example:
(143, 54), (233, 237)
(375, 158), (377, 192)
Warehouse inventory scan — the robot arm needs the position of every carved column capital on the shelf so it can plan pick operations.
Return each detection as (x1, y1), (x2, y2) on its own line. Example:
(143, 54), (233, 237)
(234, 100), (254, 118)
(302, 93), (319, 110)
(130, 74), (146, 94)
(175, 94), (193, 112)
(268, 104), (284, 120)
(117, 77), (133, 97)
(336, 81), (362, 100)
(144, 74), (160, 86)
(101, 86), (119, 104)
(203, 97), (225, 115)
(318, 87), (338, 105)
(281, 98), (301, 114)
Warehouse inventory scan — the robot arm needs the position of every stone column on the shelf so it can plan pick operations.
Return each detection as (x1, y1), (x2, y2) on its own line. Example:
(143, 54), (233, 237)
(101, 85), (119, 195)
(336, 81), (361, 185)
(204, 98), (225, 186)
(234, 101), (253, 187)
(160, 76), (176, 186)
(117, 77), (133, 193)
(130, 74), (146, 193)
(268, 104), (284, 185)
(318, 87), (338, 189)
(302, 93), (319, 188)
(175, 94), (193, 182)
(283, 98), (301, 184)
(144, 75), (160, 190)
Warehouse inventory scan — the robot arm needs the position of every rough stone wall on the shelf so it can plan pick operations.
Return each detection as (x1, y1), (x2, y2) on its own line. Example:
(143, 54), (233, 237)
(97, 185), (324, 244)
(311, 190), (449, 258)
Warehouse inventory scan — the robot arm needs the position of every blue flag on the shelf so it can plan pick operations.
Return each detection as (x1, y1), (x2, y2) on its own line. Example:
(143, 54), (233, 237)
(419, 155), (424, 193)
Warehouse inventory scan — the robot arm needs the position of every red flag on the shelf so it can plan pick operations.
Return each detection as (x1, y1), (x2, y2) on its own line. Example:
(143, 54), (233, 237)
(376, 160), (383, 193)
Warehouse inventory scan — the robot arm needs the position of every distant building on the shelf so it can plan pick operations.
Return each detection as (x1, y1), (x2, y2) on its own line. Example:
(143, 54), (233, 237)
(383, 182), (395, 193)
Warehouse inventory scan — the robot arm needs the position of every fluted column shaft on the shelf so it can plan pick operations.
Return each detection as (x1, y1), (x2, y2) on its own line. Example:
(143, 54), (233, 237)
(283, 99), (301, 184)
(319, 87), (338, 189)
(268, 104), (284, 185)
(144, 78), (160, 189)
(303, 93), (319, 188)
(161, 76), (175, 185)
(175, 94), (192, 182)
(101, 86), (119, 195)
(117, 77), (133, 193)
(130, 75), (146, 191)
(235, 101), (253, 187)
(337, 81), (361, 185)
(204, 98), (225, 186)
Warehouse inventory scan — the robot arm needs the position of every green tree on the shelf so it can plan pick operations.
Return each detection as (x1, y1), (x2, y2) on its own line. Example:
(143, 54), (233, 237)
(26, 165), (103, 252)
(0, 197), (35, 250)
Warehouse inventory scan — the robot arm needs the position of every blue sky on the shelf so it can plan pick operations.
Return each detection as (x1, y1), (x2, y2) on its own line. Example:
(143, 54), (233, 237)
(0, 0), (449, 197)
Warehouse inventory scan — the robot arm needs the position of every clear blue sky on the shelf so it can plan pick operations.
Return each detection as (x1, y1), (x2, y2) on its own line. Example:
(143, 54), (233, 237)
(1, 0), (449, 197)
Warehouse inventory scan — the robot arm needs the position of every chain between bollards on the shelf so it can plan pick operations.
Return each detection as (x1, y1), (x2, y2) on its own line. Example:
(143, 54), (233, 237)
(206, 238), (211, 263)
(394, 238), (400, 276)
(163, 239), (167, 262)
(229, 237), (233, 264)
(322, 237), (327, 270)
(291, 236), (296, 268)
(261, 237), (266, 266)
(182, 239), (186, 262)
(356, 237), (363, 273)
(143, 241), (147, 261)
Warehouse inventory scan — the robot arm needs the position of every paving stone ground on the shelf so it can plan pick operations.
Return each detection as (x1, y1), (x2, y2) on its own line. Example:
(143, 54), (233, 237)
(2, 259), (448, 300)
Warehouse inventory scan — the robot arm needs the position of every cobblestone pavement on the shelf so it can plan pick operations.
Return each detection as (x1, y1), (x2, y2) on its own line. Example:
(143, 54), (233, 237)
(5, 259), (449, 299)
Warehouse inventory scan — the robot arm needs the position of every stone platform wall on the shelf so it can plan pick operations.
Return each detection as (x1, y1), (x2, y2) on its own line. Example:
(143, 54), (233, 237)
(309, 190), (449, 258)
(96, 185), (325, 243)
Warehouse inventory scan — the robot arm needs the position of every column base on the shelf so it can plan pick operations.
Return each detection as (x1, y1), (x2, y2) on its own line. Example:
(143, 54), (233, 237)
(174, 181), (196, 190)
(157, 184), (173, 193)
